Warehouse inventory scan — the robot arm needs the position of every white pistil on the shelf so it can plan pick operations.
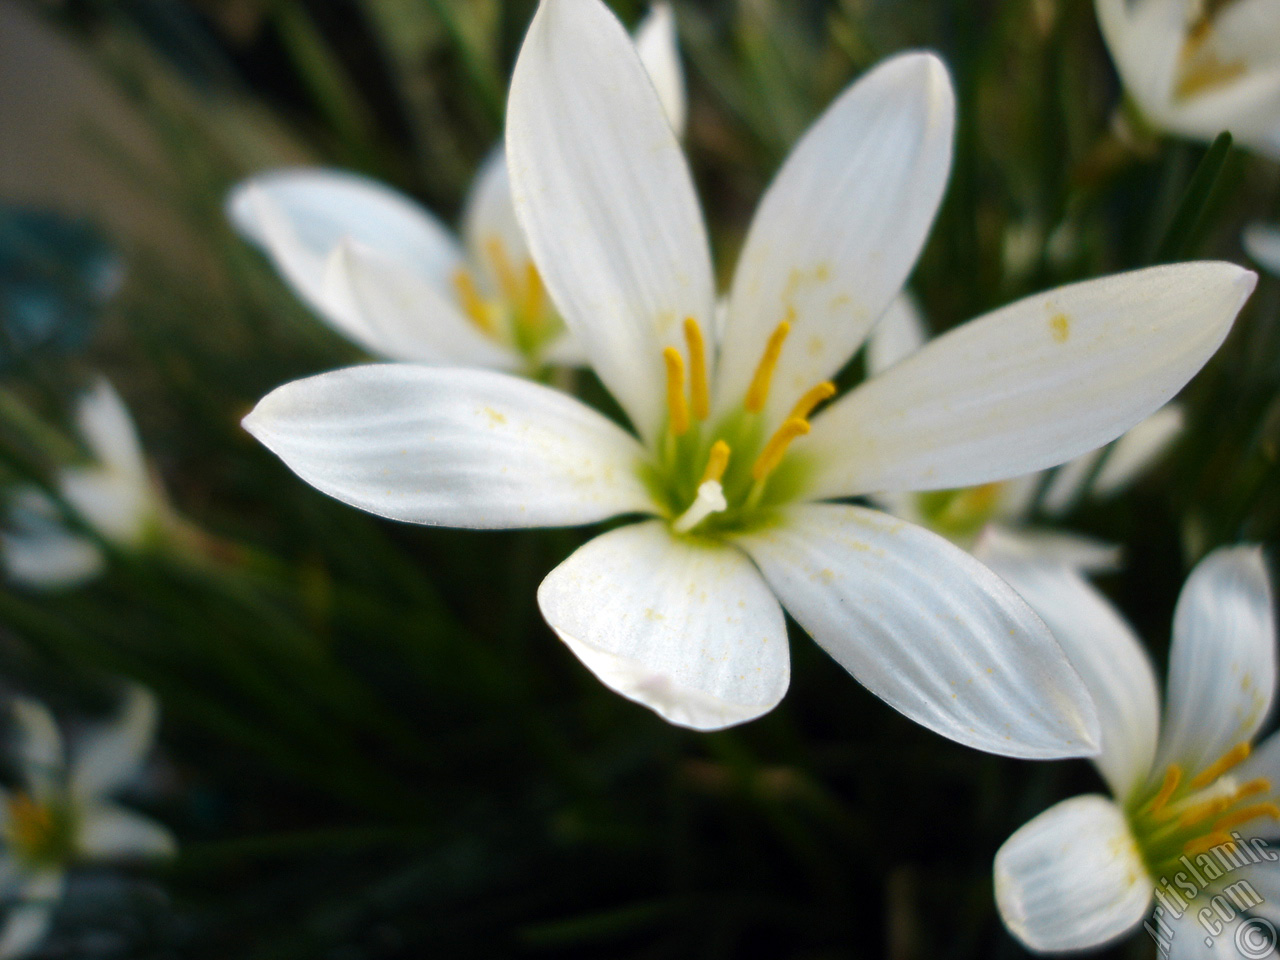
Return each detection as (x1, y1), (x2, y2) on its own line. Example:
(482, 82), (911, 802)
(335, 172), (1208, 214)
(673, 480), (727, 534)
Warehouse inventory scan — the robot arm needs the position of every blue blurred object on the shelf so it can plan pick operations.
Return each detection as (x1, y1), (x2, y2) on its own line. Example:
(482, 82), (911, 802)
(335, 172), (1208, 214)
(0, 205), (123, 367)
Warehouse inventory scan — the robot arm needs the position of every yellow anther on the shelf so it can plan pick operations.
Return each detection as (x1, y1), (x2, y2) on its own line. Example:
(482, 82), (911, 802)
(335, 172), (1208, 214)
(1147, 764), (1183, 818)
(744, 319), (792, 413)
(664, 347), (690, 437)
(1179, 795), (1234, 829)
(522, 262), (546, 328)
(1234, 778), (1272, 802)
(1185, 830), (1233, 859)
(1213, 802), (1280, 834)
(752, 418), (810, 481)
(452, 268), (498, 336)
(7, 794), (52, 854)
(699, 440), (731, 485)
(485, 236), (522, 304)
(1190, 742), (1252, 789)
(788, 381), (836, 421)
(683, 318), (710, 421)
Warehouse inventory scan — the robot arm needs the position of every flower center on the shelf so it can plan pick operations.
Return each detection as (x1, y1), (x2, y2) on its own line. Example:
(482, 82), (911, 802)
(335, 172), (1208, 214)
(451, 236), (561, 361)
(1176, 7), (1247, 100)
(5, 793), (73, 867)
(657, 316), (835, 535)
(915, 483), (1006, 543)
(1128, 742), (1280, 881)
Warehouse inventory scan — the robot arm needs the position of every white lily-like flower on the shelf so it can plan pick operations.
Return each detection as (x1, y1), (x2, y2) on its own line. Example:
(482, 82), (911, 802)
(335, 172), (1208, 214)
(226, 3), (684, 374)
(990, 547), (1280, 957)
(244, 0), (1255, 753)
(1244, 222), (1280, 276)
(1096, 0), (1280, 157)
(865, 294), (1188, 571)
(2, 379), (169, 590)
(0, 688), (175, 959)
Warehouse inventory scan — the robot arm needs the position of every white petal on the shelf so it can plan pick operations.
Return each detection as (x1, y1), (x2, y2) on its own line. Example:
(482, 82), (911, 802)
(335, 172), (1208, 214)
(1, 529), (104, 590)
(974, 524), (1122, 574)
(1040, 449), (1103, 517)
(715, 53), (955, 425)
(1095, 0), (1195, 119)
(1158, 546), (1276, 775)
(995, 794), (1153, 952)
(58, 468), (152, 545)
(865, 293), (929, 377)
(805, 263), (1256, 498)
(75, 379), (145, 481)
(1208, 0), (1280, 70)
(0, 872), (62, 960)
(1245, 223), (1280, 277)
(1093, 404), (1186, 497)
(1163, 64), (1280, 157)
(227, 169), (464, 353)
(986, 561), (1160, 802)
(733, 504), (1100, 759)
(244, 365), (656, 529)
(537, 521), (789, 731)
(69, 685), (157, 801)
(11, 699), (62, 796)
(506, 0), (716, 443)
(326, 240), (519, 368)
(633, 3), (686, 137)
(76, 802), (176, 859)
(459, 147), (532, 299)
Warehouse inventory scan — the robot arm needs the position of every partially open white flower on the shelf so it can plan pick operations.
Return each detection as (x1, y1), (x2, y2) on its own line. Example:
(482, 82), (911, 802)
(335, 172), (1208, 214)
(991, 547), (1280, 956)
(245, 0), (1255, 754)
(0, 688), (174, 959)
(226, 4), (684, 374)
(866, 294), (1188, 572)
(1, 380), (168, 590)
(1244, 221), (1280, 276)
(1096, 0), (1280, 157)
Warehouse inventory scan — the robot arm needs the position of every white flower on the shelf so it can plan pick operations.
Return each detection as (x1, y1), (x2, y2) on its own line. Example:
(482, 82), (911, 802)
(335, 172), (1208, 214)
(244, 0), (1254, 753)
(865, 294), (1188, 572)
(1244, 222), (1280, 276)
(1096, 0), (1280, 157)
(0, 688), (175, 959)
(990, 547), (1280, 956)
(226, 3), (684, 374)
(2, 379), (168, 590)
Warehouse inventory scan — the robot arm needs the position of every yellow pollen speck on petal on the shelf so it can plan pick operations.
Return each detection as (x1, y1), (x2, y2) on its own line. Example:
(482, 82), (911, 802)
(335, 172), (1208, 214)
(745, 319), (792, 413)
(1212, 802), (1280, 834)
(1190, 742), (1251, 789)
(788, 381), (836, 421)
(1049, 313), (1070, 343)
(752, 418), (810, 481)
(1146, 764), (1183, 817)
(664, 347), (690, 437)
(452, 268), (498, 336)
(684, 317), (710, 421)
(699, 440), (731, 485)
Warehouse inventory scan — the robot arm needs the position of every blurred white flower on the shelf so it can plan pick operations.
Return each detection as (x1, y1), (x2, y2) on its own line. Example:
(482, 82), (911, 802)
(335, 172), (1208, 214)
(991, 547), (1280, 956)
(0, 687), (174, 959)
(865, 294), (1187, 572)
(226, 3), (684, 374)
(245, 0), (1253, 755)
(1, 380), (169, 590)
(1244, 221), (1280, 276)
(1096, 0), (1280, 157)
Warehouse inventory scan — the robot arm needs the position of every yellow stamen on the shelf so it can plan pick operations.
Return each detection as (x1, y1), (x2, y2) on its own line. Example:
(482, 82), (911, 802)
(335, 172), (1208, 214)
(1179, 796), (1234, 829)
(664, 347), (690, 437)
(1190, 742), (1251, 790)
(788, 381), (836, 421)
(522, 262), (546, 327)
(744, 318), (792, 413)
(1185, 830), (1233, 859)
(7, 794), (52, 854)
(752, 418), (810, 481)
(683, 318), (710, 421)
(1212, 802), (1280, 834)
(485, 236), (521, 303)
(1233, 778), (1272, 802)
(699, 440), (731, 485)
(452, 268), (498, 336)
(1147, 764), (1183, 817)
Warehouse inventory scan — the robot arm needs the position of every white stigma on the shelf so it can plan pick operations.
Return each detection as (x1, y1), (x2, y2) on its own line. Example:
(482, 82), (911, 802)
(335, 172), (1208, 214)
(672, 481), (728, 534)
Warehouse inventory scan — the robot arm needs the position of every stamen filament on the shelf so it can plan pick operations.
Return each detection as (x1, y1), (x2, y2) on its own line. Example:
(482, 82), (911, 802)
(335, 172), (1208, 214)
(788, 381), (836, 421)
(1178, 796), (1234, 829)
(452, 268), (498, 336)
(1146, 764), (1182, 817)
(485, 236), (522, 304)
(1190, 742), (1251, 789)
(752, 418), (810, 481)
(684, 318), (710, 421)
(699, 440), (731, 486)
(522, 263), (546, 327)
(1212, 803), (1280, 834)
(663, 348), (690, 437)
(744, 319), (792, 413)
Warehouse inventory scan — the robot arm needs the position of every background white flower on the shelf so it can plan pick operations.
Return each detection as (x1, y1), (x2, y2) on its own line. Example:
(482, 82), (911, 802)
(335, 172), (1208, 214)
(1, 379), (168, 590)
(0, 687), (175, 959)
(1245, 221), (1280, 276)
(226, 3), (684, 374)
(245, 0), (1254, 758)
(1095, 0), (1280, 157)
(865, 293), (1187, 571)
(990, 547), (1280, 955)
